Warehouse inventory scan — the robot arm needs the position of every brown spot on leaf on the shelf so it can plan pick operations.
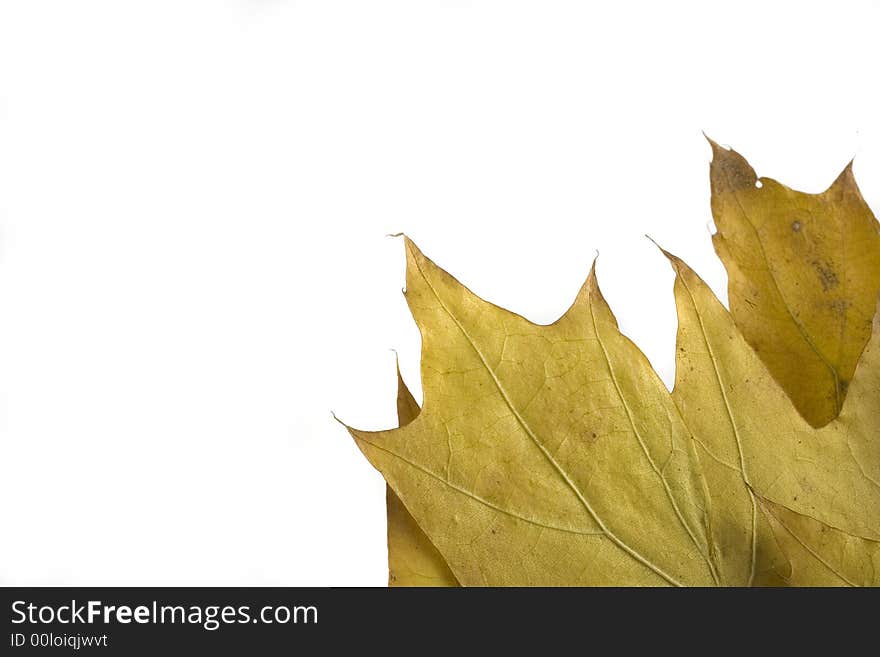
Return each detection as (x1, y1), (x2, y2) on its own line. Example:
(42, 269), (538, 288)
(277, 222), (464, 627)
(810, 260), (839, 291)
(829, 298), (850, 316)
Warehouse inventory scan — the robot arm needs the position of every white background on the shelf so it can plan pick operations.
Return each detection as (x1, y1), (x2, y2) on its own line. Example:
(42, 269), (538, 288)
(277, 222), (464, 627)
(1, 1), (878, 585)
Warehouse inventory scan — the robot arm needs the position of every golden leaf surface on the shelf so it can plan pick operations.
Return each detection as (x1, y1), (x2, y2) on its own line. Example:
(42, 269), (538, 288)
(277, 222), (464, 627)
(386, 364), (459, 587)
(669, 253), (880, 586)
(708, 139), (880, 427)
(344, 143), (880, 586)
(346, 238), (879, 586)
(759, 497), (880, 587)
(350, 239), (727, 586)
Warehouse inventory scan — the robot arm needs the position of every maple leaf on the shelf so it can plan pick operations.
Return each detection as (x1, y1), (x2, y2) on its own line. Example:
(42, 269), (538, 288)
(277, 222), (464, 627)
(343, 142), (880, 586)
(350, 239), (718, 586)
(708, 139), (880, 427)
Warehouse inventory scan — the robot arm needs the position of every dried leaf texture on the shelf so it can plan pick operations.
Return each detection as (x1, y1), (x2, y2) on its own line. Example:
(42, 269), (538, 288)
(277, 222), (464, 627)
(350, 240), (721, 586)
(709, 139), (880, 427)
(386, 366), (459, 587)
(343, 143), (880, 587)
(670, 254), (880, 586)
(667, 251), (791, 586)
(759, 497), (880, 587)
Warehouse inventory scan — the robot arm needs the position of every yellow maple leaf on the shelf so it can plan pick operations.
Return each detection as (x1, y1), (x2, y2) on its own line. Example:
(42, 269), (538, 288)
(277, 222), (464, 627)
(343, 142), (880, 586)
(708, 139), (880, 427)
(350, 239), (719, 586)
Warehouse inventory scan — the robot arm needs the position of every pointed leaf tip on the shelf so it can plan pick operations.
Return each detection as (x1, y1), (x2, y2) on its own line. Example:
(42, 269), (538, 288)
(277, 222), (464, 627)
(583, 257), (603, 297)
(709, 141), (758, 190)
(644, 235), (675, 261)
(702, 132), (722, 152)
(829, 157), (859, 193)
